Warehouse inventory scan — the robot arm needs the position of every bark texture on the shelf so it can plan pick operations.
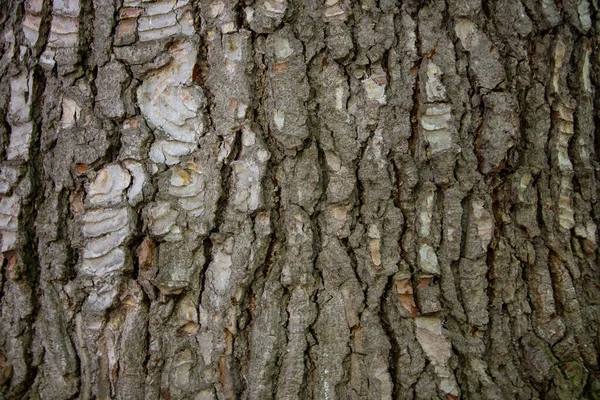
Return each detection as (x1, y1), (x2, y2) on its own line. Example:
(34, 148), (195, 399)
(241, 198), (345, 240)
(0, 0), (599, 399)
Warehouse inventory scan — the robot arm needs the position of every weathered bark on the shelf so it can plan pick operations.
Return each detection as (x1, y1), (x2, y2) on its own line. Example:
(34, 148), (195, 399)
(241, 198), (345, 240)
(0, 0), (599, 399)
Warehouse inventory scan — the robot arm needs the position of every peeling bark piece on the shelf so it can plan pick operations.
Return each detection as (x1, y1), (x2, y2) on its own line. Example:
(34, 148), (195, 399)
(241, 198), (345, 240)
(417, 183), (436, 238)
(83, 224), (132, 259)
(552, 40), (567, 94)
(122, 160), (147, 206)
(61, 97), (81, 129)
(86, 164), (132, 207)
(394, 274), (418, 316)
(0, 166), (21, 195)
(6, 73), (33, 161)
(574, 220), (596, 245)
(246, 0), (287, 33)
(230, 129), (269, 213)
(419, 104), (457, 155)
(204, 241), (233, 303)
(557, 176), (575, 230)
(539, 0), (561, 27)
(149, 140), (196, 166)
(47, 15), (79, 48)
(137, 237), (155, 270)
(266, 29), (310, 151)
(454, 18), (506, 89)
(462, 197), (493, 261)
(419, 244), (440, 275)
(422, 61), (447, 102)
(96, 60), (129, 119)
(166, 161), (217, 218)
(8, 73), (32, 125)
(22, 13), (41, 47)
(81, 207), (131, 238)
(581, 40), (593, 94)
(136, 0), (194, 41)
(363, 71), (387, 105)
(138, 11), (178, 32)
(86, 275), (124, 311)
(0, 194), (20, 252)
(145, 201), (180, 239)
(80, 247), (126, 277)
(458, 258), (489, 326)
(478, 92), (518, 174)
(6, 123), (33, 161)
(414, 317), (459, 397)
(138, 41), (206, 154)
(563, 0), (592, 32)
(528, 242), (566, 345)
(550, 102), (576, 230)
(168, 166), (203, 198)
(53, 0), (80, 16)
(324, 0), (346, 22)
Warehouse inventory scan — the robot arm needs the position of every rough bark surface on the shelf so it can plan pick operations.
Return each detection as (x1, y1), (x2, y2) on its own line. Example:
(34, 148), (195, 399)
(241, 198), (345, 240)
(0, 0), (599, 399)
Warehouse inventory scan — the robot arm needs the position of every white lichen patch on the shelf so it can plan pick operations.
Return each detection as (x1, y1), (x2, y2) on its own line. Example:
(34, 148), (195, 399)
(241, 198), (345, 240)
(424, 61), (446, 102)
(146, 201), (181, 240)
(263, 0), (287, 17)
(415, 317), (459, 397)
(362, 73), (387, 105)
(554, 103), (574, 173)
(41, 0), (80, 67)
(79, 163), (137, 311)
(86, 164), (132, 207)
(577, 0), (592, 31)
(139, 41), (206, 164)
(419, 244), (440, 275)
(418, 184), (436, 238)
(273, 37), (294, 60)
(552, 40), (567, 94)
(0, 194), (20, 252)
(558, 176), (575, 230)
(420, 105), (456, 155)
(61, 97), (81, 129)
(324, 0), (345, 21)
(471, 198), (493, 252)
(22, 7), (42, 46)
(136, 0), (194, 42)
(123, 160), (147, 206)
(6, 73), (34, 161)
(149, 140), (197, 166)
(80, 247), (126, 277)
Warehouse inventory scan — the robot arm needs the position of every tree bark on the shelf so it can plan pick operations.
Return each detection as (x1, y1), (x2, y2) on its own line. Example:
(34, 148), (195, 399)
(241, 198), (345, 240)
(0, 0), (599, 399)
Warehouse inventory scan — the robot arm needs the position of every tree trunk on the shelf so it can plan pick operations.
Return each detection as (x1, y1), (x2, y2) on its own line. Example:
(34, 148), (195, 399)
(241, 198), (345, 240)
(0, 0), (599, 398)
